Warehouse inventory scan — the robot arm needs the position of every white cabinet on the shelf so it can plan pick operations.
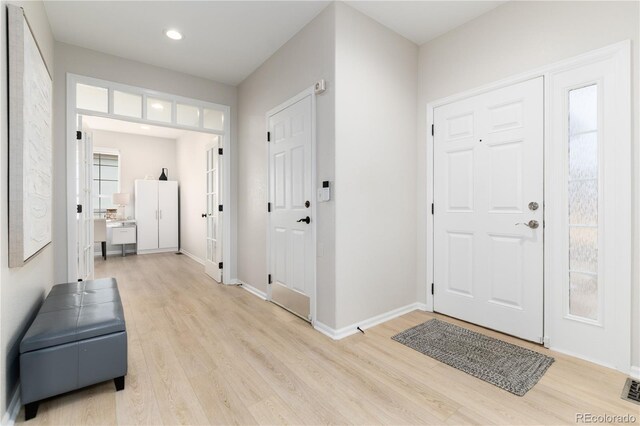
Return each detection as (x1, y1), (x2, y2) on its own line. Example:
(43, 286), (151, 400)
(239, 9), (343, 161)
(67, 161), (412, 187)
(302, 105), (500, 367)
(135, 180), (178, 253)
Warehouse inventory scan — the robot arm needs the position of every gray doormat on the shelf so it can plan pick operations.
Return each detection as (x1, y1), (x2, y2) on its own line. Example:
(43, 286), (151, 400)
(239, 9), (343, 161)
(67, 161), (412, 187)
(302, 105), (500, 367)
(392, 319), (554, 396)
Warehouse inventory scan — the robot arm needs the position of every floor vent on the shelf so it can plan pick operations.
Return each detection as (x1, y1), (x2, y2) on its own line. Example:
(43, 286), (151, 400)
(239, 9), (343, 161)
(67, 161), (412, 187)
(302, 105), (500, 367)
(621, 378), (640, 405)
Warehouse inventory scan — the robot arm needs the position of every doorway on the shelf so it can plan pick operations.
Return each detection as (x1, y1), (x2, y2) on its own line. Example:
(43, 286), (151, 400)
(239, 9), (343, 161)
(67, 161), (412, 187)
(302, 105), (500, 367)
(77, 115), (221, 282)
(426, 41), (632, 373)
(67, 74), (232, 283)
(266, 88), (317, 322)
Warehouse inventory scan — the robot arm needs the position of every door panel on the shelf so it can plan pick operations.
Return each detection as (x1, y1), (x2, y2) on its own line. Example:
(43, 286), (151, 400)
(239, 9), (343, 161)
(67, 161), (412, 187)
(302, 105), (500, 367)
(268, 95), (313, 321)
(76, 121), (93, 281)
(204, 140), (222, 282)
(135, 180), (158, 250)
(434, 77), (544, 342)
(158, 181), (178, 249)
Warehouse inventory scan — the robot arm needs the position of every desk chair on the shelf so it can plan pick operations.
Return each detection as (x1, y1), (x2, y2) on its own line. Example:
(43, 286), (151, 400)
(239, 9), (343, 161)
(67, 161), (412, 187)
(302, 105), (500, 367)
(94, 219), (107, 260)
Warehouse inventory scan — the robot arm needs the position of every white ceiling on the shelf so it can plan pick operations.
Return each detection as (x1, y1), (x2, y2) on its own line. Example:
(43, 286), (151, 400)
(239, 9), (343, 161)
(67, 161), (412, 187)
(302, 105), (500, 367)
(44, 1), (504, 86)
(44, 1), (330, 86)
(82, 115), (212, 140)
(346, 1), (505, 45)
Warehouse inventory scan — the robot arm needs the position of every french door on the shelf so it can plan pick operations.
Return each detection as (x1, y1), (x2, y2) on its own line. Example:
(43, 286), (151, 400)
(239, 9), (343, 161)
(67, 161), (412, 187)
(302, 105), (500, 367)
(204, 140), (222, 282)
(76, 116), (93, 281)
(268, 93), (314, 321)
(433, 77), (544, 342)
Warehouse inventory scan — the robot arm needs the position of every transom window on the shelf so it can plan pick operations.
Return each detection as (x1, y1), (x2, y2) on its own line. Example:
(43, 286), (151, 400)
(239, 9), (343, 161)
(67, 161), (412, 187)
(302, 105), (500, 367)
(75, 80), (226, 132)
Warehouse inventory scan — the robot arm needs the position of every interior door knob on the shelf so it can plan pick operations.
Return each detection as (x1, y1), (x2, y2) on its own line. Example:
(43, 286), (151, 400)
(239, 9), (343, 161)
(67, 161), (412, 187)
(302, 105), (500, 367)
(515, 220), (539, 229)
(297, 216), (311, 224)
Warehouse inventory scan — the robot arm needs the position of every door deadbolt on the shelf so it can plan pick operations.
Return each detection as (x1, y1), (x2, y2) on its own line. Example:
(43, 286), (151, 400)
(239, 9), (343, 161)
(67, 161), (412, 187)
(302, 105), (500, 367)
(528, 202), (539, 211)
(305, 200), (310, 208)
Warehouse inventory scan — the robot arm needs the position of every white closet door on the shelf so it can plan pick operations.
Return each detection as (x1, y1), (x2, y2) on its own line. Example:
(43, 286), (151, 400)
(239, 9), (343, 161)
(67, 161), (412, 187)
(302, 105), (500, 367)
(158, 181), (178, 249)
(135, 180), (159, 250)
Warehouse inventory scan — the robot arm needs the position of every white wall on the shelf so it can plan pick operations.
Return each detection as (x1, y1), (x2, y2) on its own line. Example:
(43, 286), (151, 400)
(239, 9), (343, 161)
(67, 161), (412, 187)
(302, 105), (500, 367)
(0, 0), (55, 416)
(176, 132), (220, 262)
(334, 3), (418, 328)
(53, 42), (238, 283)
(237, 4), (337, 325)
(416, 1), (640, 369)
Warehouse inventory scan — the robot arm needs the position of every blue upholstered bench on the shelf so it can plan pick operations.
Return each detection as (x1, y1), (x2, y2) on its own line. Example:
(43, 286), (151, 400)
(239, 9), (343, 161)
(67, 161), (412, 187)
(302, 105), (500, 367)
(19, 278), (127, 420)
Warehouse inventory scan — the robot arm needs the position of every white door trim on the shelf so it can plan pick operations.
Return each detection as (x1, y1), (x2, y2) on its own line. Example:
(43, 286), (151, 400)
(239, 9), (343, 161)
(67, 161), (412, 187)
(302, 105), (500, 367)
(66, 73), (233, 284)
(265, 86), (317, 325)
(425, 40), (632, 373)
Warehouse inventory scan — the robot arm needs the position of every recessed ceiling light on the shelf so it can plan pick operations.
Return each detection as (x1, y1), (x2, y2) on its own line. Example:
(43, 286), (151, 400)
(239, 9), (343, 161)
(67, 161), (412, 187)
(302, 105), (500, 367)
(151, 102), (164, 110)
(140, 125), (150, 130)
(165, 29), (183, 40)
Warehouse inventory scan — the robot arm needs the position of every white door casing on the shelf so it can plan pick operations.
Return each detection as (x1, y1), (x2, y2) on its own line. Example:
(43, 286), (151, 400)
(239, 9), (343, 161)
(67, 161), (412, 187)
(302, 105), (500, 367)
(205, 140), (222, 282)
(267, 91), (315, 322)
(433, 77), (544, 343)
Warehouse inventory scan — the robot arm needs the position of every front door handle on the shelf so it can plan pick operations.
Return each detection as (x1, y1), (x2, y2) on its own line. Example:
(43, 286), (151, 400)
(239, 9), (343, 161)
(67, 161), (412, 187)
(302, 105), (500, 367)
(297, 216), (311, 224)
(516, 220), (539, 229)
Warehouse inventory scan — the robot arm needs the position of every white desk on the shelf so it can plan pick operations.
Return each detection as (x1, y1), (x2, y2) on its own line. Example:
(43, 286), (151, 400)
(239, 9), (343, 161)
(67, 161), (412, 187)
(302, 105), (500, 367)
(107, 220), (137, 256)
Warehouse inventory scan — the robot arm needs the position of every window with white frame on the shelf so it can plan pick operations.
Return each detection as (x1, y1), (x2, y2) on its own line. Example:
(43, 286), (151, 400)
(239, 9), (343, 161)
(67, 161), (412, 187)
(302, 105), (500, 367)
(93, 152), (119, 218)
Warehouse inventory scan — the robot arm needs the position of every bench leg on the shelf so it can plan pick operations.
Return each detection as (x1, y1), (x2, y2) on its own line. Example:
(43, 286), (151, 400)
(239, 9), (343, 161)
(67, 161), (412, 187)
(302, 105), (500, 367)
(25, 401), (38, 421)
(101, 241), (107, 260)
(114, 375), (125, 391)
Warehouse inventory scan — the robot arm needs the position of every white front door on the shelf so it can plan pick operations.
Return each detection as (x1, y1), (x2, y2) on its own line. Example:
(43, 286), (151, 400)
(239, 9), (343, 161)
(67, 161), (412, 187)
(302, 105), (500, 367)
(76, 117), (93, 281)
(268, 94), (314, 321)
(205, 140), (222, 282)
(433, 77), (544, 342)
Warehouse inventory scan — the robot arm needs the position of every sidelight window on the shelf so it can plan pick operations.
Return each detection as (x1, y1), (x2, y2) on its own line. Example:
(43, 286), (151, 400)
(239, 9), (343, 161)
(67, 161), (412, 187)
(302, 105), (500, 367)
(567, 84), (599, 321)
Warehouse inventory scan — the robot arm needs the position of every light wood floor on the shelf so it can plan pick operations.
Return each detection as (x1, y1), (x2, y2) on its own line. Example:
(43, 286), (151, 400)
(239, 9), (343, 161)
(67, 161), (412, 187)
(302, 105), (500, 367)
(18, 253), (636, 425)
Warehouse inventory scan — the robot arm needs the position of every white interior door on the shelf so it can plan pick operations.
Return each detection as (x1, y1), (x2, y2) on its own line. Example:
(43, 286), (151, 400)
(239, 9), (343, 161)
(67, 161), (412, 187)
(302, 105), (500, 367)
(135, 180), (159, 250)
(433, 77), (544, 342)
(204, 140), (222, 282)
(268, 94), (314, 321)
(158, 181), (178, 249)
(76, 117), (93, 281)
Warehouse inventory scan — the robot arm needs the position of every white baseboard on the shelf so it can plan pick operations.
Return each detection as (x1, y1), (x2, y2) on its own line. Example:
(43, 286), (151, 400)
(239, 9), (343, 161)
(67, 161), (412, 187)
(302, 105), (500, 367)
(237, 280), (267, 300)
(179, 249), (204, 265)
(2, 385), (21, 426)
(415, 302), (429, 311)
(314, 302), (424, 340)
(630, 365), (640, 379)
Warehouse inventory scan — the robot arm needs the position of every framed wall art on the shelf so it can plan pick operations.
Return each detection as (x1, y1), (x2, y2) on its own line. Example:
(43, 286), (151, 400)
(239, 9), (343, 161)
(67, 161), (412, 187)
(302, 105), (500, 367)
(8, 4), (53, 267)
